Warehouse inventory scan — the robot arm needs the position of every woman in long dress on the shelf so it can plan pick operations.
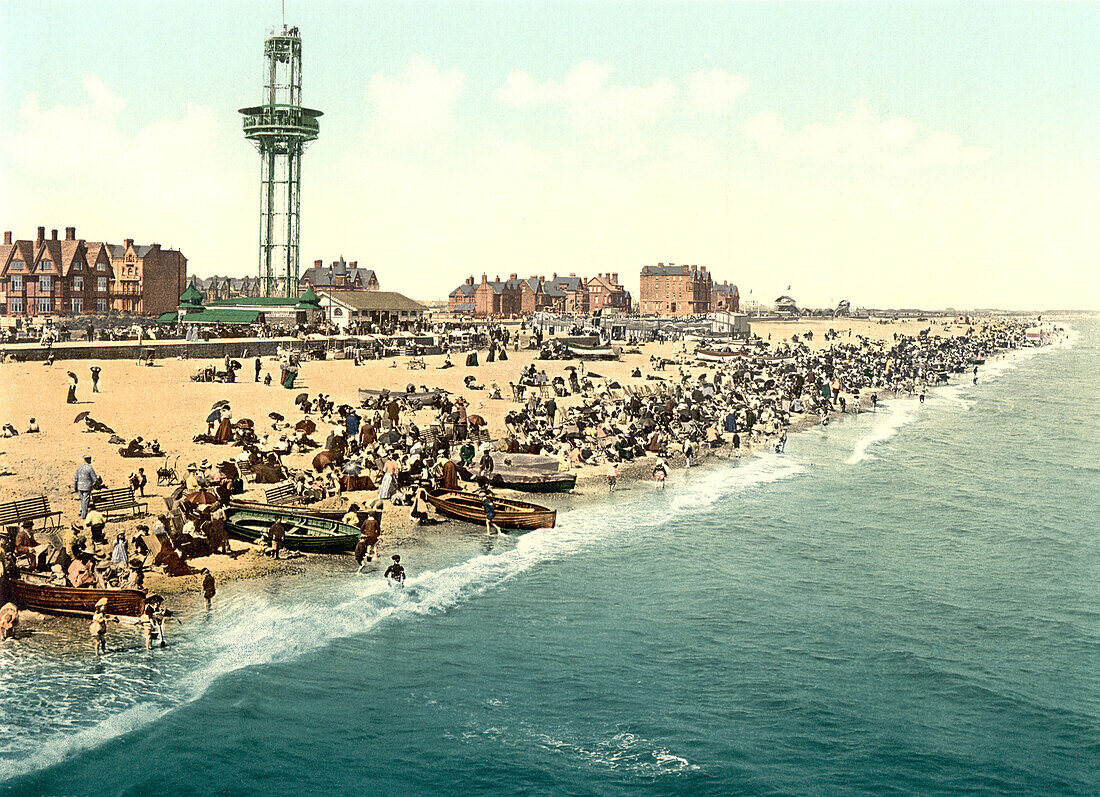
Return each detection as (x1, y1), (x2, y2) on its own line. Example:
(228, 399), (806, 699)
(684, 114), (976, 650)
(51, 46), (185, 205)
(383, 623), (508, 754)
(213, 407), (233, 444)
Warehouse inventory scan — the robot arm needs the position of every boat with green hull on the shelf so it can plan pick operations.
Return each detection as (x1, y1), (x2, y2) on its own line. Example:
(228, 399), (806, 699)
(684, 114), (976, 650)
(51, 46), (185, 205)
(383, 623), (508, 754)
(224, 508), (360, 554)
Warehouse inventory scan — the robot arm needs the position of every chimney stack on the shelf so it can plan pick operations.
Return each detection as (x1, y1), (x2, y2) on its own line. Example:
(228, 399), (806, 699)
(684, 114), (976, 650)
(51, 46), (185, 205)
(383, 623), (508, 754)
(569, 272), (575, 277)
(124, 238), (134, 249)
(3, 231), (10, 245)
(509, 273), (518, 281)
(314, 259), (323, 268)
(612, 273), (618, 283)
(494, 275), (500, 282)
(481, 274), (488, 283)
(50, 229), (58, 240)
(350, 261), (357, 268)
(37, 226), (45, 242)
(65, 226), (76, 240)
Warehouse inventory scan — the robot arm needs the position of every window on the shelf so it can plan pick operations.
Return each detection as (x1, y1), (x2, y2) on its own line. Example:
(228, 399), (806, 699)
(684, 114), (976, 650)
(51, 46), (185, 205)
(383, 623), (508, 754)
(39, 260), (52, 271)
(39, 275), (51, 291)
(71, 298), (83, 314)
(97, 277), (108, 292)
(10, 275), (22, 291)
(10, 260), (22, 271)
(73, 275), (83, 291)
(72, 260), (81, 271)
(332, 307), (343, 316)
(38, 297), (51, 313)
(97, 262), (106, 271)
(97, 299), (107, 312)
(9, 297), (23, 313)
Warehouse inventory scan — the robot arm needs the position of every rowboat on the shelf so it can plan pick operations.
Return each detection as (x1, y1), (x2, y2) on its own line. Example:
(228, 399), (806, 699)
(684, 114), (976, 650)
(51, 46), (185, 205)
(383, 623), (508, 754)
(695, 349), (747, 363)
(359, 388), (446, 407)
(425, 489), (556, 530)
(224, 508), (360, 553)
(970, 359), (986, 365)
(489, 471), (576, 494)
(12, 577), (146, 618)
(566, 343), (618, 359)
(227, 498), (348, 522)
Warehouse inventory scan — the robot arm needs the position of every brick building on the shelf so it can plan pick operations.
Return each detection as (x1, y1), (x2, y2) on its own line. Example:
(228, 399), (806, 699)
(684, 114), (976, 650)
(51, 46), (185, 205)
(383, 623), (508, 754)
(638, 263), (713, 316)
(448, 273), (592, 318)
(186, 275), (262, 301)
(299, 257), (379, 292)
(584, 273), (631, 314)
(0, 226), (114, 318)
(107, 238), (188, 317)
(711, 281), (739, 312)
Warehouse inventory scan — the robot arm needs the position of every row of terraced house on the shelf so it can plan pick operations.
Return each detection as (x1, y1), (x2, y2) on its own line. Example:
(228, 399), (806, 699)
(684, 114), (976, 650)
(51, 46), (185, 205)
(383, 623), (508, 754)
(448, 272), (631, 318)
(0, 226), (187, 319)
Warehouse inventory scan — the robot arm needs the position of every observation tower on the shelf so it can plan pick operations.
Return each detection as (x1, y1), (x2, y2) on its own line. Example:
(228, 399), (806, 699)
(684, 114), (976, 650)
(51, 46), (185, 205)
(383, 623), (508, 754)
(239, 25), (322, 298)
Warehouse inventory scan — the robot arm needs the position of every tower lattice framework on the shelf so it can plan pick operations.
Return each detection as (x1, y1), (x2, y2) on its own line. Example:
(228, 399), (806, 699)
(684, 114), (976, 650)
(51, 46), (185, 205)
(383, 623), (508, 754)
(239, 25), (322, 298)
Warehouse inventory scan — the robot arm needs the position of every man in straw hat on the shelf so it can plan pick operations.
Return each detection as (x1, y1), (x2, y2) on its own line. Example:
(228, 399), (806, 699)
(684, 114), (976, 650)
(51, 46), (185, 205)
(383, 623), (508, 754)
(73, 455), (98, 518)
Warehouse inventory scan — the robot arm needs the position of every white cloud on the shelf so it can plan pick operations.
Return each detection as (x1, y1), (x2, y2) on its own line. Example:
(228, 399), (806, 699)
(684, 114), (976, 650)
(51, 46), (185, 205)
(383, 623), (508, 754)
(685, 69), (748, 113)
(744, 101), (992, 173)
(366, 58), (466, 141)
(495, 62), (675, 127)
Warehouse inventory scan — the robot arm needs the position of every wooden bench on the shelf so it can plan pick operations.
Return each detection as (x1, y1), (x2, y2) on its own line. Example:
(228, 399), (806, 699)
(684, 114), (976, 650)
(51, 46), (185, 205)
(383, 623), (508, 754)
(238, 461), (256, 482)
(90, 487), (148, 519)
(264, 482), (301, 505)
(0, 495), (62, 530)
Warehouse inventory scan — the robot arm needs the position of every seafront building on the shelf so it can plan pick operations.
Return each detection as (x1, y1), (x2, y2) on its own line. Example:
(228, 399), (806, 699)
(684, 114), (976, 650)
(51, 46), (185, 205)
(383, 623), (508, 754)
(638, 263), (714, 317)
(448, 272), (630, 318)
(299, 257), (379, 293)
(0, 226), (185, 320)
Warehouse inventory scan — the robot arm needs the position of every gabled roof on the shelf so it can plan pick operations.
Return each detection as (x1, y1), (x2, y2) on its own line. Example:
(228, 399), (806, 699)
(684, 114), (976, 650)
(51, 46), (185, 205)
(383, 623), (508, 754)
(449, 283), (476, 298)
(107, 243), (155, 258)
(0, 239), (35, 276)
(713, 283), (738, 296)
(301, 265), (377, 287)
(548, 275), (584, 292)
(320, 289), (427, 312)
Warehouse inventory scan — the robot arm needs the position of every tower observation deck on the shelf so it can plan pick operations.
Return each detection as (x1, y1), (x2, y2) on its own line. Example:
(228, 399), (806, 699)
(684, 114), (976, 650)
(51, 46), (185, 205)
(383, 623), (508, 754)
(239, 25), (322, 298)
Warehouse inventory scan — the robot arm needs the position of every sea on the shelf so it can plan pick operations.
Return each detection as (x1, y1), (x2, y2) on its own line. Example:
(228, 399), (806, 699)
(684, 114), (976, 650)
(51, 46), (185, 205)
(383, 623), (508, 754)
(0, 321), (1096, 796)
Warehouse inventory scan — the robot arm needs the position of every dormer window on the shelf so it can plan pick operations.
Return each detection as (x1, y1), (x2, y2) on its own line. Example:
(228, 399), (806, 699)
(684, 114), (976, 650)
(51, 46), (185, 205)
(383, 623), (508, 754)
(39, 260), (53, 271)
(72, 260), (82, 271)
(97, 262), (106, 272)
(10, 260), (23, 271)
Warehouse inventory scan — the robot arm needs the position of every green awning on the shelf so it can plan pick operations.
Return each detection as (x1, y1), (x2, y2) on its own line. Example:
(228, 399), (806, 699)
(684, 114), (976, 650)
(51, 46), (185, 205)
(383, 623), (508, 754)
(184, 309), (262, 325)
(155, 311), (178, 324)
(179, 284), (204, 305)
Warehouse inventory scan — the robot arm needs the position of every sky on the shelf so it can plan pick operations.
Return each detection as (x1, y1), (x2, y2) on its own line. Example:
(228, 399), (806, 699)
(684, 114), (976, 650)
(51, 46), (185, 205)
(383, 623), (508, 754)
(1, 1), (1097, 310)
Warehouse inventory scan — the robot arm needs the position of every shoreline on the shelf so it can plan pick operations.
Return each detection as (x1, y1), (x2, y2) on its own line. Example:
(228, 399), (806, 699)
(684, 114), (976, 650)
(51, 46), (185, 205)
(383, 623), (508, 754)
(1, 316), (1063, 623)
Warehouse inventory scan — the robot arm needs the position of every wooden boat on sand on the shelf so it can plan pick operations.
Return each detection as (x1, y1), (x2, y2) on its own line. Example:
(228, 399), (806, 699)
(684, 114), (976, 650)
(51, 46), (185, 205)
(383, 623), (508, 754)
(426, 489), (556, 530)
(489, 470), (576, 494)
(227, 498), (349, 522)
(12, 577), (146, 618)
(224, 508), (360, 553)
(565, 343), (618, 360)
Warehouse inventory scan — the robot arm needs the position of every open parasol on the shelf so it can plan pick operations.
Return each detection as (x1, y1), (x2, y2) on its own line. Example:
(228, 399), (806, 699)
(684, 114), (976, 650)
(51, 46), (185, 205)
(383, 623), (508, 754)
(379, 430), (401, 445)
(295, 419), (316, 434)
(235, 418), (254, 429)
(294, 393), (309, 405)
(73, 411), (91, 423)
(211, 400), (230, 410)
(183, 490), (218, 506)
(467, 414), (487, 427)
(311, 450), (336, 472)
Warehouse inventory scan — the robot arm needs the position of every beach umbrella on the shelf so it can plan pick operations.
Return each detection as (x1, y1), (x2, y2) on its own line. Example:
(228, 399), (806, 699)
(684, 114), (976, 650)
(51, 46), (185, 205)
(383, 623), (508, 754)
(73, 411), (91, 423)
(183, 490), (218, 506)
(268, 412), (284, 422)
(211, 400), (230, 410)
(229, 360), (241, 370)
(294, 393), (309, 405)
(467, 414), (486, 427)
(312, 450), (336, 472)
(379, 430), (401, 445)
(66, 370), (77, 379)
(587, 371), (604, 379)
(295, 419), (316, 434)
(235, 418), (254, 429)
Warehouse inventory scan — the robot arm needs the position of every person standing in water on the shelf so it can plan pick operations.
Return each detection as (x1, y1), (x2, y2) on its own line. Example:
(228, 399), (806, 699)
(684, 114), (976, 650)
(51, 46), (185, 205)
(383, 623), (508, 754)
(201, 568), (216, 610)
(384, 554), (405, 585)
(481, 492), (501, 534)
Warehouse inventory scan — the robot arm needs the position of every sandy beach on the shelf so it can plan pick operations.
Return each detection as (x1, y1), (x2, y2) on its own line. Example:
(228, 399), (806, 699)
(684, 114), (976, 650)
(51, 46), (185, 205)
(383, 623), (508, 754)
(0, 316), (978, 598)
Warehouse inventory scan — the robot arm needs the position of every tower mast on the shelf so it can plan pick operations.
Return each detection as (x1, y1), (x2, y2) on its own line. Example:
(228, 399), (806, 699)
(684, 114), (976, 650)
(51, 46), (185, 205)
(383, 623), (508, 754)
(239, 24), (322, 298)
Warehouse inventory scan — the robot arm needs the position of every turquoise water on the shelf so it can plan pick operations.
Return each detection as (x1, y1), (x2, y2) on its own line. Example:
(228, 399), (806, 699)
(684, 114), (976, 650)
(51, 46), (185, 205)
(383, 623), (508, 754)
(1, 323), (1097, 796)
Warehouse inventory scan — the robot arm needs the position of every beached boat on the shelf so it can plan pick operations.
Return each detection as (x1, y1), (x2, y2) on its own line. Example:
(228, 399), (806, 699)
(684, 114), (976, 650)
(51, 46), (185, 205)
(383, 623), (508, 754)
(358, 388), (447, 407)
(227, 499), (348, 522)
(224, 508), (360, 553)
(970, 359), (986, 365)
(565, 343), (618, 360)
(695, 348), (747, 363)
(12, 577), (146, 618)
(488, 471), (576, 494)
(425, 489), (556, 530)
